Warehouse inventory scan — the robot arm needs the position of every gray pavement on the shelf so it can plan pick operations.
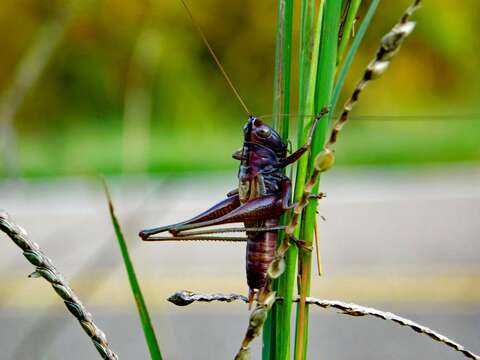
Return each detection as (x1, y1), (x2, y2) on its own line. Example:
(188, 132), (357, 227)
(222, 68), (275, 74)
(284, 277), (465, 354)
(0, 164), (479, 359)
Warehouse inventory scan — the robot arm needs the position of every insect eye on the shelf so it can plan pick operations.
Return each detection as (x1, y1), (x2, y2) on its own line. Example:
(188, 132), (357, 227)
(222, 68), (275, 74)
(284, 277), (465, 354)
(256, 126), (271, 138)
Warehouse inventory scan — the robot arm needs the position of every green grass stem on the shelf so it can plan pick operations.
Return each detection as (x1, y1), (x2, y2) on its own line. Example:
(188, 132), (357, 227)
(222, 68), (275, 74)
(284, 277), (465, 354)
(337, 0), (362, 65)
(265, 1), (380, 359)
(103, 180), (163, 360)
(296, 0), (317, 131)
(270, 0), (318, 359)
(294, 1), (342, 359)
(293, 0), (331, 208)
(262, 1), (294, 358)
(293, 0), (325, 205)
(331, 0), (380, 112)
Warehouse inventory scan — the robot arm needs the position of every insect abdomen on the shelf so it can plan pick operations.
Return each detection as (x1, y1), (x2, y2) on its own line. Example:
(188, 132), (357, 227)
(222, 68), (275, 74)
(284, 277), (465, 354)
(246, 219), (278, 292)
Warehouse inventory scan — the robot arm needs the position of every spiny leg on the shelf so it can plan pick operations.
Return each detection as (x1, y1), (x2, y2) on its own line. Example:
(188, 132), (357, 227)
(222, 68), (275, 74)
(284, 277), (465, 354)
(167, 195), (284, 234)
(168, 179), (293, 234)
(143, 225), (286, 242)
(139, 193), (240, 239)
(169, 225), (286, 237)
(144, 235), (248, 242)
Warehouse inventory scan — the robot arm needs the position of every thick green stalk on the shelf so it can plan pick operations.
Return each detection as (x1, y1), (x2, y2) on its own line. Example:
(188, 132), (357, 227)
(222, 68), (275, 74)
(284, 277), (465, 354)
(262, 0), (293, 359)
(272, 0), (294, 138)
(297, 0), (317, 127)
(272, 1), (317, 359)
(293, 1), (325, 209)
(294, 1), (342, 359)
(273, 0), (318, 358)
(290, 2), (325, 358)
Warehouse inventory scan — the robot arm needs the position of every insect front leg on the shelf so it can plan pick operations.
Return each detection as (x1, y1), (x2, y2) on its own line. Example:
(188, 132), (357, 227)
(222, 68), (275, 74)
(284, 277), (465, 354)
(281, 108), (329, 167)
(139, 192), (240, 239)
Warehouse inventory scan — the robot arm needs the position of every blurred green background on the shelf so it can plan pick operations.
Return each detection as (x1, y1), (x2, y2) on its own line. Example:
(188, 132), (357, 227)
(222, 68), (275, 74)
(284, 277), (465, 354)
(0, 0), (479, 178)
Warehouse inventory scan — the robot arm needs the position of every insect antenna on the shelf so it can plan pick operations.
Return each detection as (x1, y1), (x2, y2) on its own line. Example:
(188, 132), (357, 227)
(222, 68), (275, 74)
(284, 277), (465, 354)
(257, 113), (319, 120)
(259, 113), (480, 122)
(179, 0), (251, 116)
(326, 0), (422, 150)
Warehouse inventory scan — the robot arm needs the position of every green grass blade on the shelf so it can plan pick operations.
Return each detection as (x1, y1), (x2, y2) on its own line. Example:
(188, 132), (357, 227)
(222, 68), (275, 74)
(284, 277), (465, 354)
(331, 0), (380, 112)
(263, 1), (294, 358)
(294, 1), (342, 359)
(337, 0), (362, 65)
(273, 0), (316, 357)
(293, 0), (325, 205)
(288, 4), (325, 359)
(272, 0), (294, 138)
(103, 180), (164, 360)
(296, 0), (317, 135)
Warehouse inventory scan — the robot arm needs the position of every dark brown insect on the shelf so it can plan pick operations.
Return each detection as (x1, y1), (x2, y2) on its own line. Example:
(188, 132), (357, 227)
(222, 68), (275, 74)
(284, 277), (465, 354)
(137, 0), (327, 305)
(139, 0), (420, 306)
(140, 115), (320, 304)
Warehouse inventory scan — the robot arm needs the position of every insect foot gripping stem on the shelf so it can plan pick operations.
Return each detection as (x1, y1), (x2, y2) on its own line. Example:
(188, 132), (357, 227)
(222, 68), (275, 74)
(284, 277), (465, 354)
(289, 235), (313, 251)
(308, 192), (326, 200)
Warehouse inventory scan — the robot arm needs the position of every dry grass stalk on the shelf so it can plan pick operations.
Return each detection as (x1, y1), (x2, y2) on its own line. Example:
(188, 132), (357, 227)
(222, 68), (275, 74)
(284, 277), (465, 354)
(169, 290), (480, 360)
(0, 211), (118, 360)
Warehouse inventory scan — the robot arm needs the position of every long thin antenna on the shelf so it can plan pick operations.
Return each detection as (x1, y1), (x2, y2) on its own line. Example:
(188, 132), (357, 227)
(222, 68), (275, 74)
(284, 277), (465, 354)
(179, 0), (251, 116)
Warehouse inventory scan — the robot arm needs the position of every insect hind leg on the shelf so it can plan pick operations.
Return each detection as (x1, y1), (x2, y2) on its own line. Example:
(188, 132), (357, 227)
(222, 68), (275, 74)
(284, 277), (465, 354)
(139, 193), (241, 239)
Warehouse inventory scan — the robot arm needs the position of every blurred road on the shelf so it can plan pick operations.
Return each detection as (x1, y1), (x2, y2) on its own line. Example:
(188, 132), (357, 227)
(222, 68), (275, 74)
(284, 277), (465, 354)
(0, 165), (479, 359)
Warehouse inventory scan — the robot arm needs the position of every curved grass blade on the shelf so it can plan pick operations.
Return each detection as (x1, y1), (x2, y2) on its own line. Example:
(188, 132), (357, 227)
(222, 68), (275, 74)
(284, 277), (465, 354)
(103, 180), (164, 360)
(337, 0), (362, 65)
(331, 0), (380, 112)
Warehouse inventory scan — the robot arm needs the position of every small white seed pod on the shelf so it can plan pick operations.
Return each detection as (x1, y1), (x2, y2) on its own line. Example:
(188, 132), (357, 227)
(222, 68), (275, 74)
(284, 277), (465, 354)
(235, 348), (252, 360)
(367, 60), (390, 79)
(314, 148), (335, 172)
(52, 283), (72, 300)
(17, 225), (28, 237)
(81, 320), (97, 337)
(32, 267), (57, 282)
(23, 250), (44, 266)
(262, 291), (277, 309)
(381, 21), (416, 59)
(250, 307), (268, 327)
(267, 257), (285, 279)
(397, 21), (416, 37)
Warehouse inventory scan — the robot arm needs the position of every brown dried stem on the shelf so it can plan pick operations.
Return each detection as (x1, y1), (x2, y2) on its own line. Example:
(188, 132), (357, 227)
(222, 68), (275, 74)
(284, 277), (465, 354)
(0, 211), (118, 360)
(170, 290), (480, 360)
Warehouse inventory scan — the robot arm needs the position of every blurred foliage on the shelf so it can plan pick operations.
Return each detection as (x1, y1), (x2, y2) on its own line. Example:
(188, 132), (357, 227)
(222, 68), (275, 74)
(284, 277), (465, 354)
(0, 0), (479, 177)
